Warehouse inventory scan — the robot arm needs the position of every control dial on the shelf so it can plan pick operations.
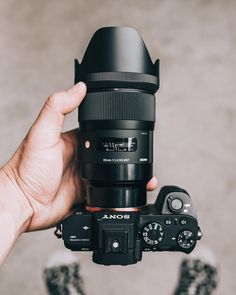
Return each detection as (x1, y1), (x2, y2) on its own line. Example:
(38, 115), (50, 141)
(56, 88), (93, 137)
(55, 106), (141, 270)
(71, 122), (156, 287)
(142, 222), (164, 246)
(177, 230), (195, 249)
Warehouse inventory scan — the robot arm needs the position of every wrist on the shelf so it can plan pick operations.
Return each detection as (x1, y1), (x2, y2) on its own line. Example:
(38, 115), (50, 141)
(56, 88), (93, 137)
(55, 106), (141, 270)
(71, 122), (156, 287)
(0, 166), (33, 237)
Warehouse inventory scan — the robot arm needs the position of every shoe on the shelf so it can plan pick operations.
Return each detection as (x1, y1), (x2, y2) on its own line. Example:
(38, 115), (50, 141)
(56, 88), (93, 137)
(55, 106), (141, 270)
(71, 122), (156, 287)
(43, 250), (86, 295)
(174, 246), (218, 295)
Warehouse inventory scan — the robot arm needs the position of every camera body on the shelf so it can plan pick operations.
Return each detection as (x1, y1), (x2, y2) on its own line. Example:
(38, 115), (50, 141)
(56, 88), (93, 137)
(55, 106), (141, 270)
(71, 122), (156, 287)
(55, 186), (202, 265)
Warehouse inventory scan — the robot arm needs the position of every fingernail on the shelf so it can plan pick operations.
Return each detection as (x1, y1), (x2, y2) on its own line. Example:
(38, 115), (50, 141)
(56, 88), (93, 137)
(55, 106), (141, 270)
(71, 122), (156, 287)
(75, 81), (86, 91)
(68, 82), (86, 95)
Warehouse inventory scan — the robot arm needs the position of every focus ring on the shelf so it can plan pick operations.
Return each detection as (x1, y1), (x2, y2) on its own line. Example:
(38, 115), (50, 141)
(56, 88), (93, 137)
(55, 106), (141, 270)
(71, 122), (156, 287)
(79, 91), (155, 121)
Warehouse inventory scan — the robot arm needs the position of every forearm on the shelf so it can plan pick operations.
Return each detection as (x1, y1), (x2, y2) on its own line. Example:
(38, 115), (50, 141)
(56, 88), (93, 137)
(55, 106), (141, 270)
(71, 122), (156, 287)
(0, 167), (33, 265)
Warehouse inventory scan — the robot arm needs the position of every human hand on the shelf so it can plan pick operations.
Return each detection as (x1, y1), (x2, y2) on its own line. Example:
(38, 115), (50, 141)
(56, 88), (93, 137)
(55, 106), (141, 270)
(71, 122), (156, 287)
(0, 82), (158, 237)
(0, 83), (87, 234)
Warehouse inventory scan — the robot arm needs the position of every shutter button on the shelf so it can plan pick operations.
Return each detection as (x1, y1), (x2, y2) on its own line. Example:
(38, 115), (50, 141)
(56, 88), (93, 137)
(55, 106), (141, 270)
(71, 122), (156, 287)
(168, 197), (183, 213)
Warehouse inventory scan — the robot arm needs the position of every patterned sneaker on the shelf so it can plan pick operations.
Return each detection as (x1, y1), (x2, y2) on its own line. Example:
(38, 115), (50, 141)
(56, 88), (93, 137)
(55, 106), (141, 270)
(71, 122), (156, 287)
(174, 246), (218, 295)
(43, 250), (86, 295)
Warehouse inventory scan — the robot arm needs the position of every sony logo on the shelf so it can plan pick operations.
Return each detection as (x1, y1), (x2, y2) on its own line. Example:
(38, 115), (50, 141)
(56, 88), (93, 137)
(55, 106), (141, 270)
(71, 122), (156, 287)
(102, 214), (130, 220)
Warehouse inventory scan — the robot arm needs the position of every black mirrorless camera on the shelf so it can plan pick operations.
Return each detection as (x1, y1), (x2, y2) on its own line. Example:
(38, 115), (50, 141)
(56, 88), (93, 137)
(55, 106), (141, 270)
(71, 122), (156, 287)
(55, 27), (202, 265)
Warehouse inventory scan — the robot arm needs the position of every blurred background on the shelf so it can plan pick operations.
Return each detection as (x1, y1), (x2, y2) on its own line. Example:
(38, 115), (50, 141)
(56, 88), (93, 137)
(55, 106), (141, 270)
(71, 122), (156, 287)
(0, 0), (235, 294)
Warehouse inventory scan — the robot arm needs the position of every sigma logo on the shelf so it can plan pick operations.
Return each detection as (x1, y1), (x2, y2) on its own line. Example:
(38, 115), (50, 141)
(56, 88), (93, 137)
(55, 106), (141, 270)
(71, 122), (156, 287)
(102, 214), (130, 220)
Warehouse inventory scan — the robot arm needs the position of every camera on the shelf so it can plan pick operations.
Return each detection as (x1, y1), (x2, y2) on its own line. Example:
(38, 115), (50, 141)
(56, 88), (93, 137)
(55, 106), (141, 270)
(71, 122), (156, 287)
(55, 26), (202, 265)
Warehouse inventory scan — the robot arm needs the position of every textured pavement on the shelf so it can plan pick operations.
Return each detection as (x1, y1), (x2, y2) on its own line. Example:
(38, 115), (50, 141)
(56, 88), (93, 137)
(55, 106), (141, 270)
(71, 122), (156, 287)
(0, 1), (236, 294)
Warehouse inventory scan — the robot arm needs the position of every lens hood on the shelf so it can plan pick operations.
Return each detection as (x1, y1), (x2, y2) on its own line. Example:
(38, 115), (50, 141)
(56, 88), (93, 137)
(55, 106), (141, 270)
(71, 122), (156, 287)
(75, 26), (159, 92)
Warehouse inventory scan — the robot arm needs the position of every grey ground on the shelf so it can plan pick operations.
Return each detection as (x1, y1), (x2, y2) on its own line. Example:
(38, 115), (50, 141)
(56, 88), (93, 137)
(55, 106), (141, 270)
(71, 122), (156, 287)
(0, 0), (236, 294)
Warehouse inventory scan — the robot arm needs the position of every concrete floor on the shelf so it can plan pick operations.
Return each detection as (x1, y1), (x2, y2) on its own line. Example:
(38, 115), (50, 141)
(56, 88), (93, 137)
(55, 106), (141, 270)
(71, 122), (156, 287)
(0, 0), (236, 294)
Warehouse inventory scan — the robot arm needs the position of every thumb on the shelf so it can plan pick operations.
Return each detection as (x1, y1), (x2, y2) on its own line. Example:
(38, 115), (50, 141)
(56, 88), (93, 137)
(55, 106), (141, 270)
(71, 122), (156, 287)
(27, 82), (86, 147)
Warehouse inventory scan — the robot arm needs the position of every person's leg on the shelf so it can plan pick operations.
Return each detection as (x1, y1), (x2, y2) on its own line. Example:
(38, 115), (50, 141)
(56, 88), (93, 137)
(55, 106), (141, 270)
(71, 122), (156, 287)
(173, 246), (218, 295)
(43, 250), (86, 295)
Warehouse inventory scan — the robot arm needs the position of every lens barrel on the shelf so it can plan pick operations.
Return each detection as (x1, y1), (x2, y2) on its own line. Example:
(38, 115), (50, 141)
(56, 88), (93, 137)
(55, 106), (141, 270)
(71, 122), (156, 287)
(75, 27), (159, 209)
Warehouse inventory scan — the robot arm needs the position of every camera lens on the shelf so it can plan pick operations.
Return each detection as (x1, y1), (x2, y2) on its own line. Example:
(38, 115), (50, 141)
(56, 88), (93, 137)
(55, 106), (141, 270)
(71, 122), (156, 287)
(75, 27), (159, 210)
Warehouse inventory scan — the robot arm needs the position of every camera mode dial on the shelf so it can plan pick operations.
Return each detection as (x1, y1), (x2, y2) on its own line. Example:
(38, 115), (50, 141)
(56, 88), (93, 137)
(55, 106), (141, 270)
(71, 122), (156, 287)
(142, 222), (164, 246)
